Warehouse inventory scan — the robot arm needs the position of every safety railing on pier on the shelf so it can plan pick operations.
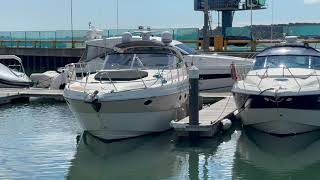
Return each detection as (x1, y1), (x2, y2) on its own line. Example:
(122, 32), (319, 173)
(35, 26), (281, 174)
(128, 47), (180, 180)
(1, 26), (319, 52)
(0, 28), (199, 49)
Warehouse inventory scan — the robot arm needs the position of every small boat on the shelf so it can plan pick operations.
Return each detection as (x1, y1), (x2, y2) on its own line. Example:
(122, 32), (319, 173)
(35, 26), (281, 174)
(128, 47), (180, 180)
(232, 37), (320, 135)
(64, 32), (189, 140)
(0, 55), (32, 88)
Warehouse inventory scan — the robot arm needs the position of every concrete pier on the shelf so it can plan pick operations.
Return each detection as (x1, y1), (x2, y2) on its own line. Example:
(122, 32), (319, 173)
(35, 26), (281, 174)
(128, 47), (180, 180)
(0, 88), (64, 105)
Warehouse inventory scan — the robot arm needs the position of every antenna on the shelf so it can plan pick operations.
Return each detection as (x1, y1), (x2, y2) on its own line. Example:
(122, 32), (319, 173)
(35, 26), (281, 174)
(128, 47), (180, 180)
(271, 0), (274, 42)
(250, 0), (253, 41)
(116, 0), (119, 34)
(70, 0), (74, 48)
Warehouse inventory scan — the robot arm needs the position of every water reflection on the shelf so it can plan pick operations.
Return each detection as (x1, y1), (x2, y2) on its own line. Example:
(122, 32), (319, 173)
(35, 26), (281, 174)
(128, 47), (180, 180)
(233, 127), (320, 180)
(67, 126), (241, 180)
(0, 102), (80, 179)
(67, 132), (189, 180)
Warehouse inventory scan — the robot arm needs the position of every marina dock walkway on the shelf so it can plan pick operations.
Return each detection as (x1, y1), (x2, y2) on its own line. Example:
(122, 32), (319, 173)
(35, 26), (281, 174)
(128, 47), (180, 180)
(0, 88), (64, 105)
(171, 95), (237, 137)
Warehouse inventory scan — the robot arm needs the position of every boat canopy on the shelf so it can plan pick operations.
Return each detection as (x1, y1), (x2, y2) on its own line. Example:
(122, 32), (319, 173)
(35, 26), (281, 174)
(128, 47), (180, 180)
(103, 41), (183, 70)
(257, 45), (320, 57)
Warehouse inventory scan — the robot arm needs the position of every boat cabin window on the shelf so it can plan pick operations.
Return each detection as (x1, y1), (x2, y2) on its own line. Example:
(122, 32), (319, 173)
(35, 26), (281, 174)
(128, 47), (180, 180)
(312, 56), (320, 70)
(0, 58), (24, 73)
(253, 55), (316, 69)
(253, 57), (266, 70)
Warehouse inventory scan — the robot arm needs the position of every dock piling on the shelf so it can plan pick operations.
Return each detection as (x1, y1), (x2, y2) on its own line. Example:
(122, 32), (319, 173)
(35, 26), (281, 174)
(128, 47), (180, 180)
(188, 66), (200, 140)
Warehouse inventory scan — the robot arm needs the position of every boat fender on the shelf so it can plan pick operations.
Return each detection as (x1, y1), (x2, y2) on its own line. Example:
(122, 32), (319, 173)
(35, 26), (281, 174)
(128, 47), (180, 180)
(221, 119), (232, 131)
(231, 63), (239, 81)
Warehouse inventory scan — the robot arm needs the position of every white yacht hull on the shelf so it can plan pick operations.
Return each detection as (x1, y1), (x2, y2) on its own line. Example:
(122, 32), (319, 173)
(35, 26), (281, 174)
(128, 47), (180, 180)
(238, 108), (320, 135)
(73, 111), (177, 140)
(184, 55), (252, 91)
(199, 78), (233, 91)
(233, 92), (320, 135)
(65, 92), (188, 140)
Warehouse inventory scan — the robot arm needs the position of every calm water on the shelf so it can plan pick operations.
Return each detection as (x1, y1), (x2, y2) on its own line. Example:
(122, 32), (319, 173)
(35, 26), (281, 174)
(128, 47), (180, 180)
(0, 101), (320, 180)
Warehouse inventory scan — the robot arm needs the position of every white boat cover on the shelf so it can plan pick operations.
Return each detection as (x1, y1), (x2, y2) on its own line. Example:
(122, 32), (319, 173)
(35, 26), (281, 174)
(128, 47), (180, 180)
(30, 71), (60, 88)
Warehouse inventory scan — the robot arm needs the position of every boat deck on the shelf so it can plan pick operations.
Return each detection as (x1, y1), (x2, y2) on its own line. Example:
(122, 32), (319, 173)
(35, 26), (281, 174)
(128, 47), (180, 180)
(171, 95), (238, 137)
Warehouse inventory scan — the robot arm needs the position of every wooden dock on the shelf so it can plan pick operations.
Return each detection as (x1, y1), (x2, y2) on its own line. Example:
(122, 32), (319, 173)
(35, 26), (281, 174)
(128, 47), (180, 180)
(0, 88), (64, 105)
(200, 91), (232, 104)
(171, 95), (237, 137)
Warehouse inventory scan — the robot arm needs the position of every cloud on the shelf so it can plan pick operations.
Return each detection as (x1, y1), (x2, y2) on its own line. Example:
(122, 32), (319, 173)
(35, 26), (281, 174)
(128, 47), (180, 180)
(304, 0), (320, 4)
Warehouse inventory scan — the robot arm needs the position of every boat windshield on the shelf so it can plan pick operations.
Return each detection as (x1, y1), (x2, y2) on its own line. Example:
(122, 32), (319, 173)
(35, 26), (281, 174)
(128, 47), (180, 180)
(175, 44), (197, 55)
(103, 53), (180, 70)
(253, 55), (320, 70)
(0, 58), (24, 73)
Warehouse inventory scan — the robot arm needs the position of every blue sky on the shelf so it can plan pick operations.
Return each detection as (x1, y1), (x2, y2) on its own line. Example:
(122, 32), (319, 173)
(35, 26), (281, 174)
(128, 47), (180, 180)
(0, 0), (319, 31)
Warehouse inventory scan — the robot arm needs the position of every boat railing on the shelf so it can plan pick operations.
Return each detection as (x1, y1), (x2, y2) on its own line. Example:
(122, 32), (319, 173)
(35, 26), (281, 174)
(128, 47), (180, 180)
(67, 62), (188, 93)
(231, 63), (320, 94)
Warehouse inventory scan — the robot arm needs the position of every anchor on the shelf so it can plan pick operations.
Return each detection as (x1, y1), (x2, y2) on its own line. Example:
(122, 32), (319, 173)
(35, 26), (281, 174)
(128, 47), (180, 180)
(84, 90), (102, 113)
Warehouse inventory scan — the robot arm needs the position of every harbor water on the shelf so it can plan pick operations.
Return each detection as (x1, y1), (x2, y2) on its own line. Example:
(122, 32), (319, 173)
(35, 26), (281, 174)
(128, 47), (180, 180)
(1, 101), (320, 180)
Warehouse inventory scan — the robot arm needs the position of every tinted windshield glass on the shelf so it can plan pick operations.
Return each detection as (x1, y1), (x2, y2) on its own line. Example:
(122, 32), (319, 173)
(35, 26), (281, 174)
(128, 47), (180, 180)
(253, 55), (313, 69)
(175, 44), (197, 55)
(311, 56), (320, 70)
(104, 53), (179, 69)
(253, 57), (266, 70)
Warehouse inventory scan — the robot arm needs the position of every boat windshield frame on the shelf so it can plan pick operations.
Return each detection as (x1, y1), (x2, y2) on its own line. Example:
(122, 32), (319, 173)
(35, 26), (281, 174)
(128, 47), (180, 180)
(0, 56), (26, 74)
(253, 55), (320, 70)
(103, 46), (183, 70)
(174, 43), (198, 55)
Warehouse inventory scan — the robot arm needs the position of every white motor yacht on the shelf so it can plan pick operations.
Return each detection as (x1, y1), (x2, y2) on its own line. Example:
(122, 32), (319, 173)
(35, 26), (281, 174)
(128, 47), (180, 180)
(232, 38), (320, 135)
(63, 32), (189, 140)
(0, 55), (32, 88)
(65, 34), (253, 91)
